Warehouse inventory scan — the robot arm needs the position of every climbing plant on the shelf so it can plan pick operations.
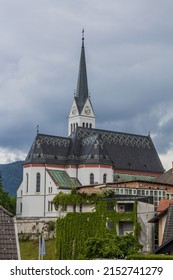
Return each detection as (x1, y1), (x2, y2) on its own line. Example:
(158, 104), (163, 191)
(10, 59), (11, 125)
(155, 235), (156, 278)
(54, 190), (140, 260)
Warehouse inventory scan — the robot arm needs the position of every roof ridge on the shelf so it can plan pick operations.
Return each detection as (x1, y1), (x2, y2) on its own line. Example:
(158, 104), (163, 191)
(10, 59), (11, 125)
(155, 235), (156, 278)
(0, 205), (14, 217)
(37, 133), (69, 140)
(75, 126), (149, 138)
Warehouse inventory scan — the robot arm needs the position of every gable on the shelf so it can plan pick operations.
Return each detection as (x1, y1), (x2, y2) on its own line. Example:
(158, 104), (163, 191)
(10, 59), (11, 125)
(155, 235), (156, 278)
(25, 134), (71, 165)
(80, 98), (95, 117)
(69, 99), (80, 118)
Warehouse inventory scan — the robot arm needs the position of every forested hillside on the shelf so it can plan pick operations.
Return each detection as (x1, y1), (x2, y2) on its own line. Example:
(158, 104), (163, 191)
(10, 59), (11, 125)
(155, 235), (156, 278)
(0, 161), (23, 195)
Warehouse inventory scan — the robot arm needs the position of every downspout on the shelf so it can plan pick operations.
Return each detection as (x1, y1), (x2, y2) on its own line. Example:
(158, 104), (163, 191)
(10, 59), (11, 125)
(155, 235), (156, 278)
(76, 165), (78, 181)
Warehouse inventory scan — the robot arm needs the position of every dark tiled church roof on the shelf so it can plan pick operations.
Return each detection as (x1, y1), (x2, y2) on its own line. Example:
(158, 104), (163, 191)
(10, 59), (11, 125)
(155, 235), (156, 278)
(25, 127), (164, 174)
(25, 134), (71, 165)
(0, 206), (19, 260)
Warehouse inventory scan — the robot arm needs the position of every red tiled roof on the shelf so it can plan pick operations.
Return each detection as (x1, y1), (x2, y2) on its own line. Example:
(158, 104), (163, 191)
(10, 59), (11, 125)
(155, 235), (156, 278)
(157, 200), (173, 212)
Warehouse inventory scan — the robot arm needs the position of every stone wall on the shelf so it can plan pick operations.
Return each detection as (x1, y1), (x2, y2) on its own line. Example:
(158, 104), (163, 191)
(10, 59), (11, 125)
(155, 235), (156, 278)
(16, 217), (57, 240)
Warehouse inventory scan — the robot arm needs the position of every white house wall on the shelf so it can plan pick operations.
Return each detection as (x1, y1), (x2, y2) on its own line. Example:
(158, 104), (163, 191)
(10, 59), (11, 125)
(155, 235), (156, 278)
(137, 201), (154, 253)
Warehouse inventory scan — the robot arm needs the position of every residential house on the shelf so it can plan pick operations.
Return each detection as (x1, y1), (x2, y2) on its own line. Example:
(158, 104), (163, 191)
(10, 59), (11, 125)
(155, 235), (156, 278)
(55, 193), (154, 259)
(0, 205), (20, 260)
(149, 200), (173, 254)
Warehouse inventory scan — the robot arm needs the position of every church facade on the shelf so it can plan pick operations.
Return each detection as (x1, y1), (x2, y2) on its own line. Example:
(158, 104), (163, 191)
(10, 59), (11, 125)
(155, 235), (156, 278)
(16, 34), (164, 218)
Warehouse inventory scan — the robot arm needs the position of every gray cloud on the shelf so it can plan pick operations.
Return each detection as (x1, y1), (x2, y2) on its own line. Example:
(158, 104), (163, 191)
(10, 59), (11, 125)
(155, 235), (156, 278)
(0, 0), (173, 170)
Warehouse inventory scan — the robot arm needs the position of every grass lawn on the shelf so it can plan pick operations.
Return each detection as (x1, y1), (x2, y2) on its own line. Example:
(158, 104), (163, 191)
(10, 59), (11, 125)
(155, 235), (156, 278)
(19, 238), (57, 260)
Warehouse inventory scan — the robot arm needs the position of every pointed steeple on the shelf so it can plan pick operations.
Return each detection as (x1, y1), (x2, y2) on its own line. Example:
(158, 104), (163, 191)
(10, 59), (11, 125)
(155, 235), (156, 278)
(68, 31), (95, 136)
(75, 29), (89, 112)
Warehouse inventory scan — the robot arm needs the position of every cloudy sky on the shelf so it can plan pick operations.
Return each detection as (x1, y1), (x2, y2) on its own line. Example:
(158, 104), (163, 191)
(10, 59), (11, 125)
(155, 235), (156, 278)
(0, 0), (173, 170)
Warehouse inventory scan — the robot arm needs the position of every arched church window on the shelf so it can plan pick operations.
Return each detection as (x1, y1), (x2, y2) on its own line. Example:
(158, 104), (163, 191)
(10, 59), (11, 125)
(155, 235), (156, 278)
(86, 123), (89, 128)
(36, 172), (41, 192)
(26, 173), (29, 193)
(71, 124), (73, 133)
(83, 122), (85, 127)
(103, 173), (107, 184)
(90, 173), (94, 185)
(90, 123), (92, 128)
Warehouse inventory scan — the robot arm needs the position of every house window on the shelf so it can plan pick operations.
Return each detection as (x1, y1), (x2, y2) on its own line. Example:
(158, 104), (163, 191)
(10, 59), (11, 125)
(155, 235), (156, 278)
(103, 173), (107, 184)
(79, 204), (82, 212)
(142, 190), (145, 195)
(106, 221), (114, 229)
(26, 173), (29, 193)
(133, 189), (137, 195)
(107, 202), (114, 211)
(118, 203), (133, 212)
(119, 221), (134, 236)
(36, 172), (41, 192)
(118, 204), (125, 212)
(48, 201), (53, 212)
(90, 173), (94, 184)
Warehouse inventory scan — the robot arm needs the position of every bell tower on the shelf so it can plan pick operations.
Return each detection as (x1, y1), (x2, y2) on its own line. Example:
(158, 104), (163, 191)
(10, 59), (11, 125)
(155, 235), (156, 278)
(68, 30), (95, 136)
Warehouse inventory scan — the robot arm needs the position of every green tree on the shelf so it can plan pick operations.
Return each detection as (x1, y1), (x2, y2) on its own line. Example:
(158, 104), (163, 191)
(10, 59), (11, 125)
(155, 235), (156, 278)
(0, 173), (16, 214)
(83, 233), (143, 259)
(117, 233), (143, 258)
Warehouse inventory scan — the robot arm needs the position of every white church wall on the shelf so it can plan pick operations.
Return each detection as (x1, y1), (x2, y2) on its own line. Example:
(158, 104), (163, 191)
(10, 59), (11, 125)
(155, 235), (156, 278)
(23, 165), (46, 195)
(66, 166), (77, 178)
(45, 189), (71, 218)
(22, 195), (45, 217)
(77, 166), (113, 185)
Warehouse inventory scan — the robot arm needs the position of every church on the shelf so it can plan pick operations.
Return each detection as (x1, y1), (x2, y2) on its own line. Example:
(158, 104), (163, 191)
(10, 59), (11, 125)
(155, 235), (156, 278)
(16, 33), (164, 218)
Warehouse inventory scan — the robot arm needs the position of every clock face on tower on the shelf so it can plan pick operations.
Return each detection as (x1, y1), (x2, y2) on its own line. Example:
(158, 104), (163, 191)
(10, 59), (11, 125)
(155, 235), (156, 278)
(72, 106), (77, 115)
(85, 106), (91, 115)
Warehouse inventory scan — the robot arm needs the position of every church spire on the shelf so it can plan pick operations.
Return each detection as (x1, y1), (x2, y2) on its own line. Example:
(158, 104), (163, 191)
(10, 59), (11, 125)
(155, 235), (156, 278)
(68, 31), (95, 136)
(75, 29), (89, 112)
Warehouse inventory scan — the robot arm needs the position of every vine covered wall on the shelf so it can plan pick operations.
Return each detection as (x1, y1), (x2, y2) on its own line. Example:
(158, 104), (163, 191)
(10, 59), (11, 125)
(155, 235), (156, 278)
(55, 193), (138, 260)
